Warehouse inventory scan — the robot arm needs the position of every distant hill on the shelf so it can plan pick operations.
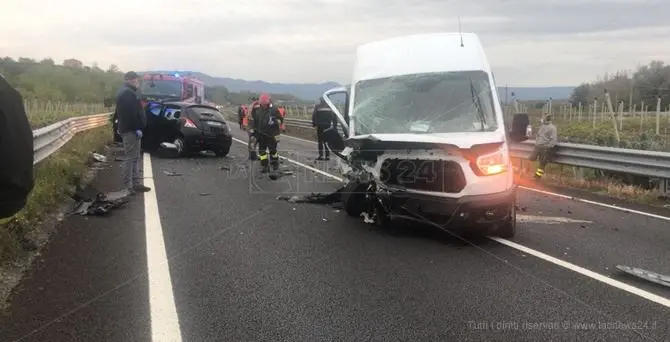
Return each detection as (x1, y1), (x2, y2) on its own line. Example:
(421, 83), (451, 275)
(140, 70), (573, 102)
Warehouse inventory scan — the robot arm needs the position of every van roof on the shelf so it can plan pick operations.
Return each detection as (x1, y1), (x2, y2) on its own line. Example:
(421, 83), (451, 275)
(353, 32), (491, 82)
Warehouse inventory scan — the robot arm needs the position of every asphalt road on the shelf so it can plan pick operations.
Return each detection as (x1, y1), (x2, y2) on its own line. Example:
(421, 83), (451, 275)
(1, 124), (669, 341)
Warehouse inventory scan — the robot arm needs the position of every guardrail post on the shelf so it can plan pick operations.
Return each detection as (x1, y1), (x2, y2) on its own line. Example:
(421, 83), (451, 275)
(658, 178), (670, 197)
(572, 167), (584, 180)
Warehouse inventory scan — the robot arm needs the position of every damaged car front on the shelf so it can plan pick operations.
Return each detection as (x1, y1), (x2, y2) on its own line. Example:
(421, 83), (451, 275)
(319, 32), (517, 238)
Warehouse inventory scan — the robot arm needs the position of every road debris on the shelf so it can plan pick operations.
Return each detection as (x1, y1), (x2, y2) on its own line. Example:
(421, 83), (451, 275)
(163, 170), (182, 176)
(68, 189), (130, 216)
(276, 191), (342, 205)
(90, 152), (107, 163)
(616, 265), (670, 288)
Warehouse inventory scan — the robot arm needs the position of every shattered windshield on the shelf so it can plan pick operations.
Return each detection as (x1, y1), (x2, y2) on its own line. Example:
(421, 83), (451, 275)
(352, 70), (498, 135)
(140, 80), (182, 97)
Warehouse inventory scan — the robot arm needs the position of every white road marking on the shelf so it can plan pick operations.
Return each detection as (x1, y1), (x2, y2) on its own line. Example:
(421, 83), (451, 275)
(517, 215), (592, 224)
(519, 186), (670, 222)
(490, 237), (670, 308)
(232, 137), (670, 308)
(143, 153), (183, 341)
(232, 137), (344, 182)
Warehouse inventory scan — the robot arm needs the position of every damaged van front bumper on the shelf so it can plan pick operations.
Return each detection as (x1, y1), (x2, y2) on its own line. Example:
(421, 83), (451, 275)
(372, 183), (517, 230)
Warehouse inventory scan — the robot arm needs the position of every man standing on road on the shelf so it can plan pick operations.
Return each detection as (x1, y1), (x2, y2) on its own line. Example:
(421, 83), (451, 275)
(0, 73), (37, 250)
(311, 98), (337, 161)
(529, 114), (558, 179)
(115, 71), (151, 194)
(249, 93), (283, 177)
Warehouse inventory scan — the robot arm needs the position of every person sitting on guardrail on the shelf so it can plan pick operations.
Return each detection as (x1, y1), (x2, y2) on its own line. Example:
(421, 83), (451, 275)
(312, 98), (337, 161)
(115, 71), (151, 194)
(0, 73), (37, 250)
(529, 114), (558, 179)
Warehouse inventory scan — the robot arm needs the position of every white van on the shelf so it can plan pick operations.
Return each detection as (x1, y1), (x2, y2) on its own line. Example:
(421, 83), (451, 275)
(321, 32), (522, 237)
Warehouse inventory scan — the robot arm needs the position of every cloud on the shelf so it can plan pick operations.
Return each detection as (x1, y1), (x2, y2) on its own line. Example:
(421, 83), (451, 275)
(1, 0), (668, 86)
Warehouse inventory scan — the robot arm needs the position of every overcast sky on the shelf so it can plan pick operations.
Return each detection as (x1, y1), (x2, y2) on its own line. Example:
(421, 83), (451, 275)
(2, 0), (668, 86)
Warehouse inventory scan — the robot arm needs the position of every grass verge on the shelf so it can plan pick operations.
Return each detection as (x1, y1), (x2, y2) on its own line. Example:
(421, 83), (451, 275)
(0, 126), (112, 263)
(283, 125), (667, 207)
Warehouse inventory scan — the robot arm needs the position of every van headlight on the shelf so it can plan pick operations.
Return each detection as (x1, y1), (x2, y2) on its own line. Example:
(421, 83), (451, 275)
(474, 147), (509, 176)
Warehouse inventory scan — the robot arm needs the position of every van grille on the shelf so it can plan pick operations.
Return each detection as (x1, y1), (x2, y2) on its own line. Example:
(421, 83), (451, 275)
(379, 159), (466, 193)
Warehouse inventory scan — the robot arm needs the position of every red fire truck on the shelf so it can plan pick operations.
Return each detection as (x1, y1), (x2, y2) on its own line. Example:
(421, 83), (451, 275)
(139, 73), (206, 108)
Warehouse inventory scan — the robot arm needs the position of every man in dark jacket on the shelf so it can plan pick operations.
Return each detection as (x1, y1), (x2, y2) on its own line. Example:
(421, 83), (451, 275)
(311, 98), (337, 160)
(116, 71), (151, 194)
(249, 93), (283, 176)
(0, 73), (37, 250)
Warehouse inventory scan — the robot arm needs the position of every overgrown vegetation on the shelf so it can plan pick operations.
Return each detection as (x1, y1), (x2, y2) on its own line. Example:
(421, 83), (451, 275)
(0, 127), (111, 262)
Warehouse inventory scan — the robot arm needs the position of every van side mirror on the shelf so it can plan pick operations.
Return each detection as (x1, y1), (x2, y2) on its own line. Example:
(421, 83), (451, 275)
(509, 113), (530, 142)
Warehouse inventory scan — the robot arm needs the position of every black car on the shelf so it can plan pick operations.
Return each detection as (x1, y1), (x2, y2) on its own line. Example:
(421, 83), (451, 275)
(143, 101), (233, 157)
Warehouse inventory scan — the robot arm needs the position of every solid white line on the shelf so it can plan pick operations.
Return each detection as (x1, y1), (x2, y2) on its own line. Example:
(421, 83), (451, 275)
(490, 237), (670, 308)
(280, 133), (319, 144)
(519, 186), (670, 222)
(143, 153), (183, 342)
(232, 138), (670, 308)
(232, 137), (343, 182)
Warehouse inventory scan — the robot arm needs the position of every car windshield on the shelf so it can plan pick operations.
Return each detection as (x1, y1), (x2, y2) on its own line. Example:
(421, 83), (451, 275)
(352, 70), (498, 135)
(140, 79), (182, 97)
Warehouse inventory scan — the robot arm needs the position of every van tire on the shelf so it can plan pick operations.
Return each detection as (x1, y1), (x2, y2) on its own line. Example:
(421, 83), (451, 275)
(494, 204), (516, 238)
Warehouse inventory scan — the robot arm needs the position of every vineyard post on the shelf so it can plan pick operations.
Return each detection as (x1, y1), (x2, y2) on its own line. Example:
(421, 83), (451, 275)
(656, 96), (661, 135)
(640, 101), (647, 133)
(577, 102), (582, 121)
(593, 97), (598, 129)
(604, 89), (620, 144)
(619, 100), (623, 131)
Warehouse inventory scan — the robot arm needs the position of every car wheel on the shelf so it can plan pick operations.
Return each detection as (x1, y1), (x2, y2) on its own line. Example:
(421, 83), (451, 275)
(174, 137), (186, 157)
(494, 202), (516, 238)
(215, 144), (231, 157)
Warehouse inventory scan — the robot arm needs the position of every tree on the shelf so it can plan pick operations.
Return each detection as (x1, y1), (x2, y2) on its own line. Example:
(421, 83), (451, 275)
(570, 83), (590, 106)
(63, 58), (83, 68)
(39, 58), (55, 66)
(569, 60), (670, 109)
(107, 64), (119, 73)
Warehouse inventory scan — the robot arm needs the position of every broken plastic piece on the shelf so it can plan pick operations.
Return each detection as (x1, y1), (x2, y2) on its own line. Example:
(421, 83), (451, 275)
(276, 191), (342, 204)
(616, 265), (670, 288)
(163, 170), (182, 176)
(68, 190), (129, 216)
(91, 152), (108, 163)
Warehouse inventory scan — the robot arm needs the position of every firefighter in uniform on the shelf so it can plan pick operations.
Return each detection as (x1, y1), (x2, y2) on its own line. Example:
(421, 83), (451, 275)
(246, 97), (260, 160)
(529, 114), (558, 179)
(249, 93), (283, 177)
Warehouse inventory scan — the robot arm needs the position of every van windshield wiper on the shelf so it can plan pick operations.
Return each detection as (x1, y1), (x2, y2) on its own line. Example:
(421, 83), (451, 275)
(470, 79), (486, 131)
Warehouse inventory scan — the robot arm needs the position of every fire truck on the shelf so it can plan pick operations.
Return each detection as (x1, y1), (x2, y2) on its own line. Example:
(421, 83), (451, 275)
(139, 73), (206, 108)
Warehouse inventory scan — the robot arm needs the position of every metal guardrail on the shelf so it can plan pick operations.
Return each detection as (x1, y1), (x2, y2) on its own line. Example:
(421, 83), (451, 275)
(33, 113), (112, 164)
(509, 141), (670, 179)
